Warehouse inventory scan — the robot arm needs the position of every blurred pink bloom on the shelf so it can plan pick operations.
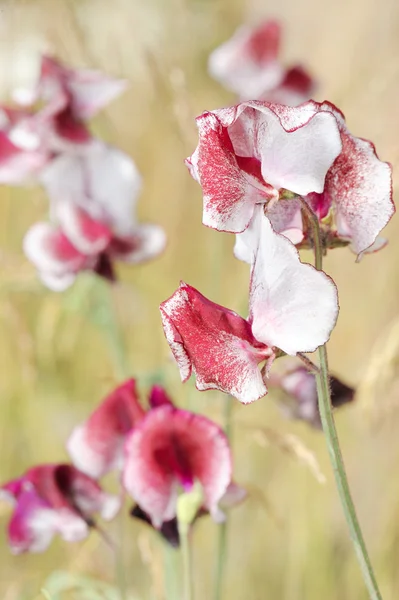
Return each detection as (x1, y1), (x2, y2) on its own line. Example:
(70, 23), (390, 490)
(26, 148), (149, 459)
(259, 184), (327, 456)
(123, 402), (232, 528)
(0, 464), (120, 554)
(67, 379), (146, 479)
(186, 101), (342, 233)
(208, 20), (315, 104)
(270, 360), (355, 428)
(12, 55), (127, 153)
(160, 213), (338, 404)
(23, 143), (166, 290)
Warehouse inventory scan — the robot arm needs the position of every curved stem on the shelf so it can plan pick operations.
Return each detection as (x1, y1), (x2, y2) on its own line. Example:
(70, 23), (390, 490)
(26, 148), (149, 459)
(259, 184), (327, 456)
(299, 198), (382, 600)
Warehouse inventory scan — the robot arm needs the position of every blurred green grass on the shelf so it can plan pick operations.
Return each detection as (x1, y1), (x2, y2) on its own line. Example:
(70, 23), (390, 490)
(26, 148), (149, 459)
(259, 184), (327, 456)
(0, 0), (399, 598)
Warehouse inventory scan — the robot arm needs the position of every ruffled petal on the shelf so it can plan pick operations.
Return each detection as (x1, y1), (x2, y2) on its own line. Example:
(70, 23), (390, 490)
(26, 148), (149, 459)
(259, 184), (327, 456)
(123, 405), (232, 527)
(188, 110), (277, 233)
(67, 379), (145, 478)
(160, 283), (271, 403)
(249, 212), (339, 354)
(319, 101), (394, 255)
(7, 490), (58, 554)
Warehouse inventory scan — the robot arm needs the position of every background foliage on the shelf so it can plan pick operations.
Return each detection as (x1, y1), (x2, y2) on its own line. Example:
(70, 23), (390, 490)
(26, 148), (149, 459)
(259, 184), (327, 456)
(0, 0), (398, 598)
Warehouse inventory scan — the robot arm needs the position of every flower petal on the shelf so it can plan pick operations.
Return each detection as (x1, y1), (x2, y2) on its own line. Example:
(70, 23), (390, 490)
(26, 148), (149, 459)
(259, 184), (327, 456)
(23, 222), (88, 279)
(188, 110), (277, 233)
(160, 283), (270, 403)
(123, 405), (232, 527)
(56, 201), (112, 255)
(208, 21), (283, 99)
(67, 70), (128, 120)
(67, 379), (145, 478)
(110, 224), (166, 264)
(0, 131), (48, 184)
(319, 101), (394, 255)
(249, 212), (339, 354)
(7, 490), (58, 554)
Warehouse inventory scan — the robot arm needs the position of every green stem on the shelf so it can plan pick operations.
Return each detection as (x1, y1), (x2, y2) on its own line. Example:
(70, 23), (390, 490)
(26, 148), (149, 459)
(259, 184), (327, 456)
(299, 198), (382, 599)
(213, 397), (233, 600)
(179, 524), (194, 600)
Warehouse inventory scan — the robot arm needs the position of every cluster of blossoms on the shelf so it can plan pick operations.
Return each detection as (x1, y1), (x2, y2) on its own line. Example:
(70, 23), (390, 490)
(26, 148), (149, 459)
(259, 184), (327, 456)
(1, 379), (244, 552)
(1, 55), (165, 290)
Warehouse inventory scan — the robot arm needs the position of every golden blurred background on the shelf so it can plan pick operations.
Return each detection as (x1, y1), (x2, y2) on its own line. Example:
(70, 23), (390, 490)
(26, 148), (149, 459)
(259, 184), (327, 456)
(0, 0), (399, 598)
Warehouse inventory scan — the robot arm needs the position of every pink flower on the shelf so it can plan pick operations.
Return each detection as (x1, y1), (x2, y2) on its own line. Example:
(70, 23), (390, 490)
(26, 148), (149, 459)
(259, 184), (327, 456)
(186, 101), (342, 233)
(208, 20), (315, 105)
(0, 106), (50, 184)
(67, 379), (146, 479)
(23, 143), (166, 290)
(123, 403), (232, 528)
(0, 464), (120, 554)
(160, 212), (338, 404)
(270, 359), (355, 428)
(12, 55), (127, 153)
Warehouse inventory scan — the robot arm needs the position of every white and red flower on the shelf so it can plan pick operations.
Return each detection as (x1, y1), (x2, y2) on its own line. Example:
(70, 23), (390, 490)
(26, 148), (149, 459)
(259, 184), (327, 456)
(208, 20), (315, 104)
(23, 142), (166, 290)
(160, 212), (338, 404)
(67, 379), (145, 479)
(123, 402), (232, 528)
(187, 100), (394, 256)
(0, 464), (120, 554)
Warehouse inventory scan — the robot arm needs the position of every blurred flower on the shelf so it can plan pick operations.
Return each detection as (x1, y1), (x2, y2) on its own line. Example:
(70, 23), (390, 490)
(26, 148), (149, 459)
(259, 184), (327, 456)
(0, 464), (120, 554)
(130, 482), (246, 548)
(160, 212), (338, 404)
(23, 142), (166, 290)
(270, 360), (355, 428)
(208, 20), (315, 104)
(11, 55), (127, 153)
(67, 379), (145, 479)
(186, 101), (342, 233)
(123, 400), (232, 528)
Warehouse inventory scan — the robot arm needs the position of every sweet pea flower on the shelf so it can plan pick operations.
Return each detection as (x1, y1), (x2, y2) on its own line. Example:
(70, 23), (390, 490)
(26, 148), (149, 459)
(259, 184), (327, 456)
(186, 100), (342, 233)
(160, 212), (338, 404)
(0, 464), (120, 554)
(67, 379), (146, 479)
(0, 106), (50, 184)
(208, 20), (315, 104)
(188, 100), (394, 256)
(123, 400), (232, 528)
(270, 359), (355, 428)
(11, 55), (127, 153)
(23, 142), (166, 290)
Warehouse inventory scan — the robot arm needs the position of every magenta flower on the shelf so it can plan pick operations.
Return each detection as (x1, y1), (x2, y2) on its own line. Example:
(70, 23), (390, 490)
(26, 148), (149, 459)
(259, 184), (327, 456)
(270, 359), (355, 428)
(23, 143), (166, 290)
(186, 101), (342, 233)
(208, 20), (315, 104)
(0, 464), (120, 554)
(160, 213), (338, 404)
(67, 379), (146, 479)
(123, 402), (232, 528)
(0, 106), (50, 184)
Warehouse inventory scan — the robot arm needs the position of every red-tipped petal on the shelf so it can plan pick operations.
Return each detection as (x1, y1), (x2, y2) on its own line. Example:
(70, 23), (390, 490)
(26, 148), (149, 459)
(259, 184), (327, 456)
(160, 283), (270, 404)
(123, 405), (232, 527)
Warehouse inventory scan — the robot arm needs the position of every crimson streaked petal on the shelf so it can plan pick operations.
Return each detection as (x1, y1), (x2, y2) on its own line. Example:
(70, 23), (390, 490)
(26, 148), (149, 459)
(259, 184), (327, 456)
(8, 490), (58, 554)
(249, 212), (339, 354)
(56, 201), (112, 255)
(160, 283), (270, 403)
(123, 405), (232, 527)
(67, 379), (145, 478)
